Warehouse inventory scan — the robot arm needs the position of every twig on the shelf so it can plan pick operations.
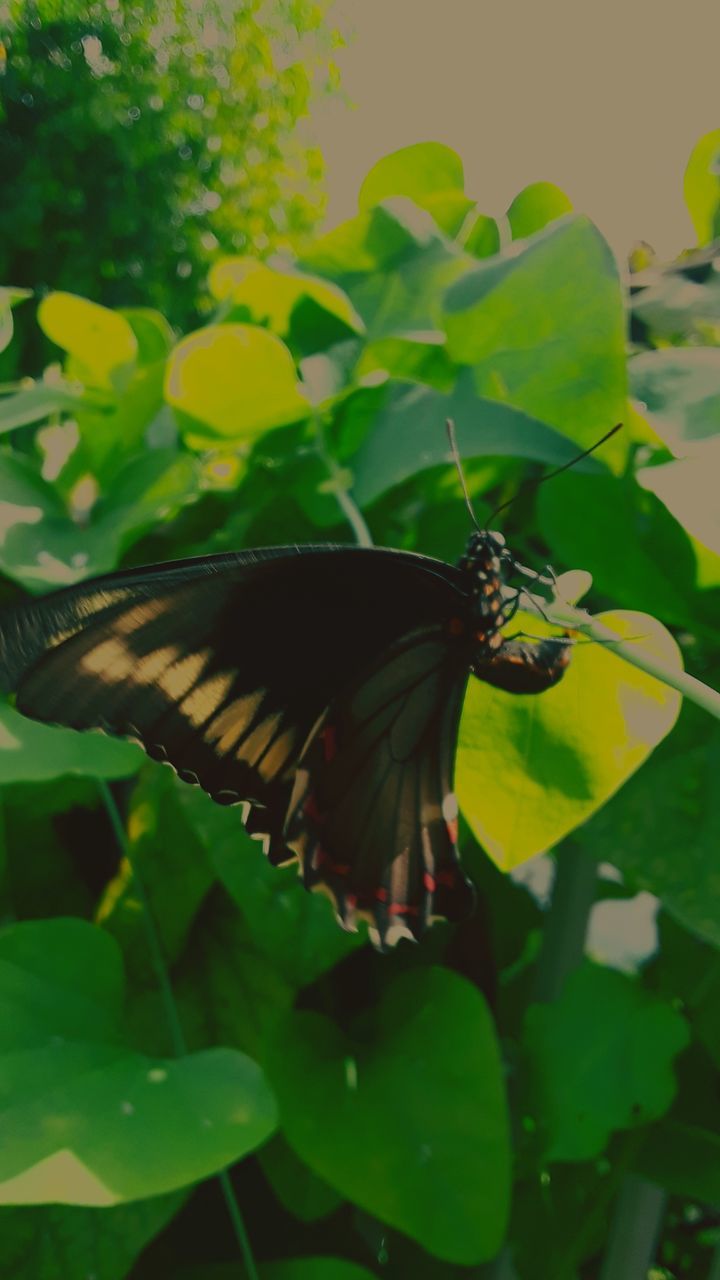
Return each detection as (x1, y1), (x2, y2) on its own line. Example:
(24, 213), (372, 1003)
(521, 590), (720, 722)
(313, 415), (373, 548)
(99, 781), (260, 1280)
(597, 1174), (666, 1280)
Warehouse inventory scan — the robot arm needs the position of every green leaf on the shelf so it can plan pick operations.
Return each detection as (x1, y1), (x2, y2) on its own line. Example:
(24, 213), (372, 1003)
(0, 449), (198, 592)
(261, 1264), (379, 1280)
(506, 182), (573, 240)
(0, 918), (277, 1205)
(37, 293), (138, 392)
(537, 473), (698, 627)
(581, 716), (720, 950)
(178, 1261), (378, 1280)
(0, 288), (32, 356)
(330, 206), (469, 344)
(350, 375), (610, 507)
(208, 258), (363, 337)
(265, 967), (510, 1264)
(630, 347), (720, 450)
(98, 769), (216, 993)
(462, 211), (501, 259)
(180, 786), (361, 990)
(0, 702), (142, 785)
(443, 216), (626, 442)
(684, 128), (720, 244)
(358, 142), (473, 235)
(258, 1133), (343, 1222)
(634, 1121), (720, 1202)
(120, 308), (175, 365)
(0, 381), (88, 435)
(457, 611), (682, 870)
(166, 324), (310, 446)
(523, 962), (689, 1161)
(0, 1193), (185, 1280)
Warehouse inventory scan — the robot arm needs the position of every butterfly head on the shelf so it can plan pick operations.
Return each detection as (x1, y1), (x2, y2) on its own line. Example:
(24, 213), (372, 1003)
(458, 529), (507, 580)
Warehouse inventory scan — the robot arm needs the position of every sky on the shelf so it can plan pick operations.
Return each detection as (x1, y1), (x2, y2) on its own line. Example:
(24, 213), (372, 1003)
(310, 0), (720, 263)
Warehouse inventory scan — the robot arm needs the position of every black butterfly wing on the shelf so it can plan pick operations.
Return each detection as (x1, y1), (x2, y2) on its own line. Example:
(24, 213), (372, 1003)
(282, 625), (476, 946)
(0, 547), (474, 921)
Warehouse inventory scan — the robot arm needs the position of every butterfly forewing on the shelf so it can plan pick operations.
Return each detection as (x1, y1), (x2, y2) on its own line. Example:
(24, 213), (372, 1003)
(0, 545), (470, 864)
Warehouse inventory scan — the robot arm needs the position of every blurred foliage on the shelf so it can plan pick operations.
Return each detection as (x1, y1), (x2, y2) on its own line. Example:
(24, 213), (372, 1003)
(0, 0), (338, 367)
(0, 137), (717, 1279)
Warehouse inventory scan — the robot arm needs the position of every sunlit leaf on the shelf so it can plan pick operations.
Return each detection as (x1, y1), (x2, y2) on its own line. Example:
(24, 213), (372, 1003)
(358, 142), (473, 235)
(506, 181), (573, 240)
(443, 216), (626, 444)
(684, 128), (720, 245)
(166, 324), (310, 445)
(208, 258), (363, 337)
(457, 611), (682, 870)
(37, 294), (137, 391)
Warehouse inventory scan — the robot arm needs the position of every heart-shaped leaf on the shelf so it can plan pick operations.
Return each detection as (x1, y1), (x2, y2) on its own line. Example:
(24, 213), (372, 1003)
(265, 967), (510, 1264)
(443, 216), (626, 443)
(0, 702), (141, 785)
(0, 918), (277, 1205)
(457, 611), (682, 870)
(166, 324), (309, 445)
(524, 962), (689, 1161)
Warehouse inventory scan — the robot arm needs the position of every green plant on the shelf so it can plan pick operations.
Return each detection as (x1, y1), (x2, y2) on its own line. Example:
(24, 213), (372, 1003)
(0, 0), (337, 368)
(0, 140), (717, 1280)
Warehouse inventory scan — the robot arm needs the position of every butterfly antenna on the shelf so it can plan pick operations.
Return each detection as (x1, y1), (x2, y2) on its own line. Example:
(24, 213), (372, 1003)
(446, 419), (482, 533)
(488, 422), (623, 522)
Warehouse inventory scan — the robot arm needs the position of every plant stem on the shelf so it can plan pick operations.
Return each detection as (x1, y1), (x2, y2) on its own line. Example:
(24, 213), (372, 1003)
(98, 781), (260, 1280)
(597, 1174), (666, 1280)
(314, 414), (373, 547)
(524, 591), (720, 722)
(532, 840), (598, 1003)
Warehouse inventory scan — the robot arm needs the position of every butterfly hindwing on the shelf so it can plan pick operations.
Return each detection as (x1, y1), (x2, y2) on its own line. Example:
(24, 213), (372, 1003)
(283, 627), (476, 946)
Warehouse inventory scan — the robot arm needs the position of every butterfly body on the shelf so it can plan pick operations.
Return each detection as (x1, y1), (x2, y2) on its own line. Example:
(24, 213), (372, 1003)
(0, 532), (571, 947)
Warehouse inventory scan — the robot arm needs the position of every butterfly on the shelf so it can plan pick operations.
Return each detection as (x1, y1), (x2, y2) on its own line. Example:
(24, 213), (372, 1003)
(0, 530), (571, 947)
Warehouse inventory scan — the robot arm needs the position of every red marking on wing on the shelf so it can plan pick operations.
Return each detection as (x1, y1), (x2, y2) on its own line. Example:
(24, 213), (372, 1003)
(445, 818), (459, 844)
(423, 872), (436, 893)
(322, 723), (337, 762)
(388, 903), (420, 917)
(303, 793), (323, 822)
(436, 869), (458, 888)
(314, 846), (350, 877)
